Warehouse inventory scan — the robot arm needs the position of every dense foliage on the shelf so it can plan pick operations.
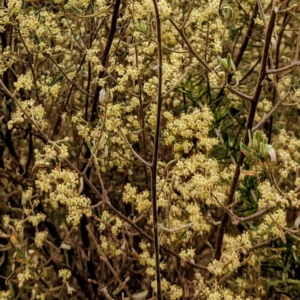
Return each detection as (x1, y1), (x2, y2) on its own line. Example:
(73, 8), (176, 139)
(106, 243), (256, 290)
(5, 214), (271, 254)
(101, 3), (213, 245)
(1, 0), (300, 299)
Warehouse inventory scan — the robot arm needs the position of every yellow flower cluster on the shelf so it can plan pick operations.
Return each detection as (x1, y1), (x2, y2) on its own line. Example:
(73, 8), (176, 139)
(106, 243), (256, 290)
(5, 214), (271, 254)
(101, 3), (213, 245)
(64, 0), (90, 11)
(186, 0), (228, 55)
(8, 99), (48, 131)
(14, 249), (39, 288)
(208, 71), (225, 89)
(258, 180), (288, 208)
(16, 10), (63, 52)
(0, 47), (15, 75)
(123, 184), (151, 213)
(0, 290), (11, 299)
(59, 269), (76, 295)
(179, 248), (195, 264)
(14, 73), (33, 91)
(37, 75), (61, 99)
(99, 236), (122, 257)
(34, 231), (48, 248)
(7, 0), (22, 14)
(164, 106), (218, 157)
(255, 208), (287, 240)
(73, 101), (143, 172)
(207, 233), (251, 277)
(28, 213), (46, 227)
(86, 48), (101, 65)
(17, 268), (34, 288)
(0, 10), (9, 33)
(35, 168), (91, 226)
(208, 251), (240, 277)
(254, 98), (273, 123)
(150, 279), (182, 300)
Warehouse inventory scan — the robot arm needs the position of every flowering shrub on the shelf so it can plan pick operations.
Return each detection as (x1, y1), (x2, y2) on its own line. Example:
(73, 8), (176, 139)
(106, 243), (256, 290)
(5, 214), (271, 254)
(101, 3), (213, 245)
(1, 0), (300, 299)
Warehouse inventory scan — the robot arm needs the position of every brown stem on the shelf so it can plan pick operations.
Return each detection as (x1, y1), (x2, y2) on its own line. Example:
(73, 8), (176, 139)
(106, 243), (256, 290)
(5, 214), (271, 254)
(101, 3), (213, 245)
(15, 26), (41, 104)
(45, 54), (93, 97)
(233, 4), (258, 68)
(169, 18), (213, 73)
(91, 0), (121, 122)
(151, 0), (163, 298)
(86, 225), (134, 300)
(215, 9), (277, 260)
(216, 4), (258, 101)
(133, 31), (149, 187)
(268, 11), (292, 143)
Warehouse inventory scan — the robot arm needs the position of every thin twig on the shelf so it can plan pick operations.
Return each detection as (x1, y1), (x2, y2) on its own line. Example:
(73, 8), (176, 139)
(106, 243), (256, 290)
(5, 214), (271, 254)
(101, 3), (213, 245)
(211, 192), (269, 224)
(118, 126), (152, 167)
(86, 225), (134, 300)
(267, 61), (300, 74)
(169, 18), (213, 73)
(45, 54), (94, 97)
(225, 84), (253, 102)
(239, 57), (261, 83)
(38, 227), (74, 269)
(257, 0), (267, 30)
(91, 0), (121, 122)
(158, 223), (193, 233)
(133, 27), (150, 186)
(180, 0), (195, 29)
(82, 113), (106, 175)
(162, 45), (189, 53)
(162, 67), (190, 98)
(15, 26), (41, 104)
(252, 92), (289, 131)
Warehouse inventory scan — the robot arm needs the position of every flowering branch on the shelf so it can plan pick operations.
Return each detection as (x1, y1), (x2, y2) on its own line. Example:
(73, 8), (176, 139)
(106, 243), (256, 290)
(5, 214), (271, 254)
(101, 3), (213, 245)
(215, 9), (277, 260)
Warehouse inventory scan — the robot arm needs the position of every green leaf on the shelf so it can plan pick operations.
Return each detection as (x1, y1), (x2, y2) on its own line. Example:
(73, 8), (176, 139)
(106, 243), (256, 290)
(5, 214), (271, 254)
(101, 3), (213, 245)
(87, 142), (93, 152)
(218, 56), (229, 72)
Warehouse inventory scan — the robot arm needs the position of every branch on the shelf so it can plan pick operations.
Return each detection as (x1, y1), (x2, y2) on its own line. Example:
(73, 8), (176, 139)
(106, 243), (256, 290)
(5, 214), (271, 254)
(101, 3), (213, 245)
(158, 223), (193, 233)
(257, 0), (267, 29)
(225, 84), (253, 102)
(86, 225), (134, 300)
(91, 0), (121, 122)
(152, 0), (163, 297)
(252, 92), (289, 131)
(15, 26), (41, 104)
(267, 61), (300, 74)
(162, 67), (190, 98)
(215, 9), (277, 260)
(38, 227), (74, 269)
(180, 0), (195, 29)
(211, 192), (269, 225)
(169, 18), (213, 73)
(118, 127), (152, 167)
(45, 54), (94, 97)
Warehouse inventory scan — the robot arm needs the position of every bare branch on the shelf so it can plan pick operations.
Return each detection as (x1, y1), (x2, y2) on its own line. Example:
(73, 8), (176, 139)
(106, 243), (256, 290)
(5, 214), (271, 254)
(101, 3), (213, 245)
(169, 18), (213, 73)
(267, 61), (300, 74)
(225, 84), (253, 102)
(151, 0), (164, 297)
(118, 126), (152, 167)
